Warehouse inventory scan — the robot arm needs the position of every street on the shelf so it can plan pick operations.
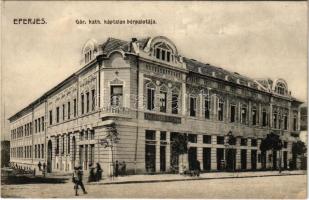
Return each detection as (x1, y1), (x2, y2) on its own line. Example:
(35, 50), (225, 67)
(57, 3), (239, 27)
(1, 175), (306, 198)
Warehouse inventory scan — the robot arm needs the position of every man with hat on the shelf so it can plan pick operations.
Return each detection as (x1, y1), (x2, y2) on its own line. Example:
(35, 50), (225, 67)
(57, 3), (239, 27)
(72, 165), (87, 196)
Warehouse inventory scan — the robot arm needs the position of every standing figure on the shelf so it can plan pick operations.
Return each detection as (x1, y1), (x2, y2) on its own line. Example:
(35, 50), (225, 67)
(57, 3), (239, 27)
(42, 163), (46, 177)
(114, 160), (119, 177)
(72, 166), (87, 196)
(122, 161), (126, 176)
(38, 161), (42, 171)
(95, 163), (103, 181)
(195, 160), (201, 177)
(88, 164), (95, 182)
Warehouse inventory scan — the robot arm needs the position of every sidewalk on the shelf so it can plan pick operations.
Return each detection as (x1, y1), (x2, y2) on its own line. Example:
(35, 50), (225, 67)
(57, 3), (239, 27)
(87, 170), (306, 185)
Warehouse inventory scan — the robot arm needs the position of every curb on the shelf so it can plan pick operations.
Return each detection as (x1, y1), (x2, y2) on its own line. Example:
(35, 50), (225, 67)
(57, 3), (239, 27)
(88, 173), (305, 185)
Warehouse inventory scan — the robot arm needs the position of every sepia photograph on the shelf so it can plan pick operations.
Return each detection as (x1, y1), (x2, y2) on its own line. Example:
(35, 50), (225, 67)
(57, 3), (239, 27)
(1, 1), (308, 198)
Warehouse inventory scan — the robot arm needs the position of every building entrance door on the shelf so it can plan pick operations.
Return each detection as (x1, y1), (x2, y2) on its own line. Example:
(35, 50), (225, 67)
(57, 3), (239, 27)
(241, 149), (247, 170)
(160, 146), (166, 172)
(145, 145), (156, 173)
(226, 148), (236, 171)
(203, 148), (211, 171)
(217, 148), (224, 170)
(283, 151), (287, 169)
(273, 151), (277, 169)
(188, 147), (197, 170)
(251, 150), (257, 170)
(47, 140), (52, 173)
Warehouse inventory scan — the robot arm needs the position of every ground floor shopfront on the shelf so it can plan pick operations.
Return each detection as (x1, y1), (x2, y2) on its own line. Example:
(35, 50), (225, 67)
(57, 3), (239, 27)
(11, 125), (294, 176)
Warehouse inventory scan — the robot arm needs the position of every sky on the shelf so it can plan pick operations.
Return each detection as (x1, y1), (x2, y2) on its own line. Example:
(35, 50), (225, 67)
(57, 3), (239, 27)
(1, 1), (307, 140)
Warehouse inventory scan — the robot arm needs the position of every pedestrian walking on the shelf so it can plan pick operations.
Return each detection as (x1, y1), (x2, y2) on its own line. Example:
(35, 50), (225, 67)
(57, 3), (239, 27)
(114, 160), (119, 177)
(95, 163), (103, 181)
(72, 166), (87, 196)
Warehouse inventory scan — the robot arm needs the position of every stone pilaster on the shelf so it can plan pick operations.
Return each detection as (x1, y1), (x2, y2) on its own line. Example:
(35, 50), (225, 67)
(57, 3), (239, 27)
(166, 131), (171, 172)
(155, 130), (160, 172)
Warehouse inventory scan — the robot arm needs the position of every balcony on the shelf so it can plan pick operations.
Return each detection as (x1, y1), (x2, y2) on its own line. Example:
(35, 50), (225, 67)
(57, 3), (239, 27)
(99, 106), (134, 119)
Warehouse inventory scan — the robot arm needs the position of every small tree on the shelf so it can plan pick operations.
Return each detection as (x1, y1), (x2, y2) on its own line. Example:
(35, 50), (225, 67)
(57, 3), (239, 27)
(170, 133), (188, 172)
(260, 132), (283, 171)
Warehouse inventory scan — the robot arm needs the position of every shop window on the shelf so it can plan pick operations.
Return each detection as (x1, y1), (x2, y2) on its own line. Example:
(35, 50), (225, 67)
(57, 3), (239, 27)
(217, 136), (225, 144)
(203, 135), (211, 144)
(241, 138), (247, 146)
(251, 139), (257, 147)
(188, 134), (197, 143)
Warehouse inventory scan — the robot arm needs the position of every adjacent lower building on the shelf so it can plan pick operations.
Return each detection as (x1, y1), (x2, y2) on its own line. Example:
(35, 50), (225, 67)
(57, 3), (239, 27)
(9, 36), (303, 175)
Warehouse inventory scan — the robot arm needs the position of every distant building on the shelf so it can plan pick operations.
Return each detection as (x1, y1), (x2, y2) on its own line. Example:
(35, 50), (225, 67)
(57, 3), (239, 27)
(299, 103), (307, 144)
(1, 140), (10, 167)
(8, 36), (303, 175)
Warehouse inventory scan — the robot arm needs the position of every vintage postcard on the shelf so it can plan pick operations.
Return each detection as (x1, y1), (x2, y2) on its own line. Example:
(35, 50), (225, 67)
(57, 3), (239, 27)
(1, 1), (307, 199)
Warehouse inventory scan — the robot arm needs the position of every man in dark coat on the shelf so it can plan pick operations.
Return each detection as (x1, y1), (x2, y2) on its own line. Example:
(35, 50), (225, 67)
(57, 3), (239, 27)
(115, 160), (119, 177)
(72, 166), (87, 196)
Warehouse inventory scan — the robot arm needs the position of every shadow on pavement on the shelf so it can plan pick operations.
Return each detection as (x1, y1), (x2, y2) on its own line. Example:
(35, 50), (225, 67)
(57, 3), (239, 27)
(2, 175), (69, 185)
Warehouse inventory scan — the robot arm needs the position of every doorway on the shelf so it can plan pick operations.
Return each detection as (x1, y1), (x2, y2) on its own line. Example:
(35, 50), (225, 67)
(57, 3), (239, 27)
(145, 145), (156, 173)
(203, 148), (211, 171)
(251, 150), (257, 170)
(188, 147), (197, 170)
(226, 148), (236, 171)
(47, 140), (52, 173)
(241, 149), (247, 170)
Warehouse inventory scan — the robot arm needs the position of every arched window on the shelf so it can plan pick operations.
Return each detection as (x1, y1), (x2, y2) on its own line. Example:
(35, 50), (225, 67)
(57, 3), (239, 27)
(275, 82), (287, 95)
(146, 82), (156, 111)
(153, 42), (175, 63)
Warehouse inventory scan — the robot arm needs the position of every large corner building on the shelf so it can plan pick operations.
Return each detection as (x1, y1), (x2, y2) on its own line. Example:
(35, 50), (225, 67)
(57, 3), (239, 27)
(9, 36), (303, 175)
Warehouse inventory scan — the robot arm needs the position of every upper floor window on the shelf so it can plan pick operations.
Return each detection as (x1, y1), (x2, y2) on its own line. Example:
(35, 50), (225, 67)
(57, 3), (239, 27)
(203, 135), (211, 144)
(293, 114), (298, 131)
(146, 83), (156, 111)
(62, 104), (65, 121)
(205, 97), (210, 119)
(73, 98), (77, 117)
(241, 105), (247, 124)
(91, 89), (95, 111)
(111, 85), (123, 107)
(67, 102), (71, 120)
(273, 111), (278, 129)
(218, 99), (224, 121)
(154, 42), (174, 63)
(262, 109), (267, 127)
(86, 92), (90, 112)
(172, 88), (179, 114)
(56, 107), (60, 123)
(38, 118), (41, 132)
(81, 94), (85, 115)
(42, 117), (45, 131)
(252, 107), (257, 125)
(284, 114), (288, 130)
(188, 134), (197, 143)
(85, 50), (92, 63)
(189, 96), (197, 117)
(159, 86), (167, 113)
(230, 104), (236, 123)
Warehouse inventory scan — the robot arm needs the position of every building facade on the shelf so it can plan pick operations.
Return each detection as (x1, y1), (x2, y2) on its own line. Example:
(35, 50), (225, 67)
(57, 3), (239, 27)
(9, 36), (303, 175)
